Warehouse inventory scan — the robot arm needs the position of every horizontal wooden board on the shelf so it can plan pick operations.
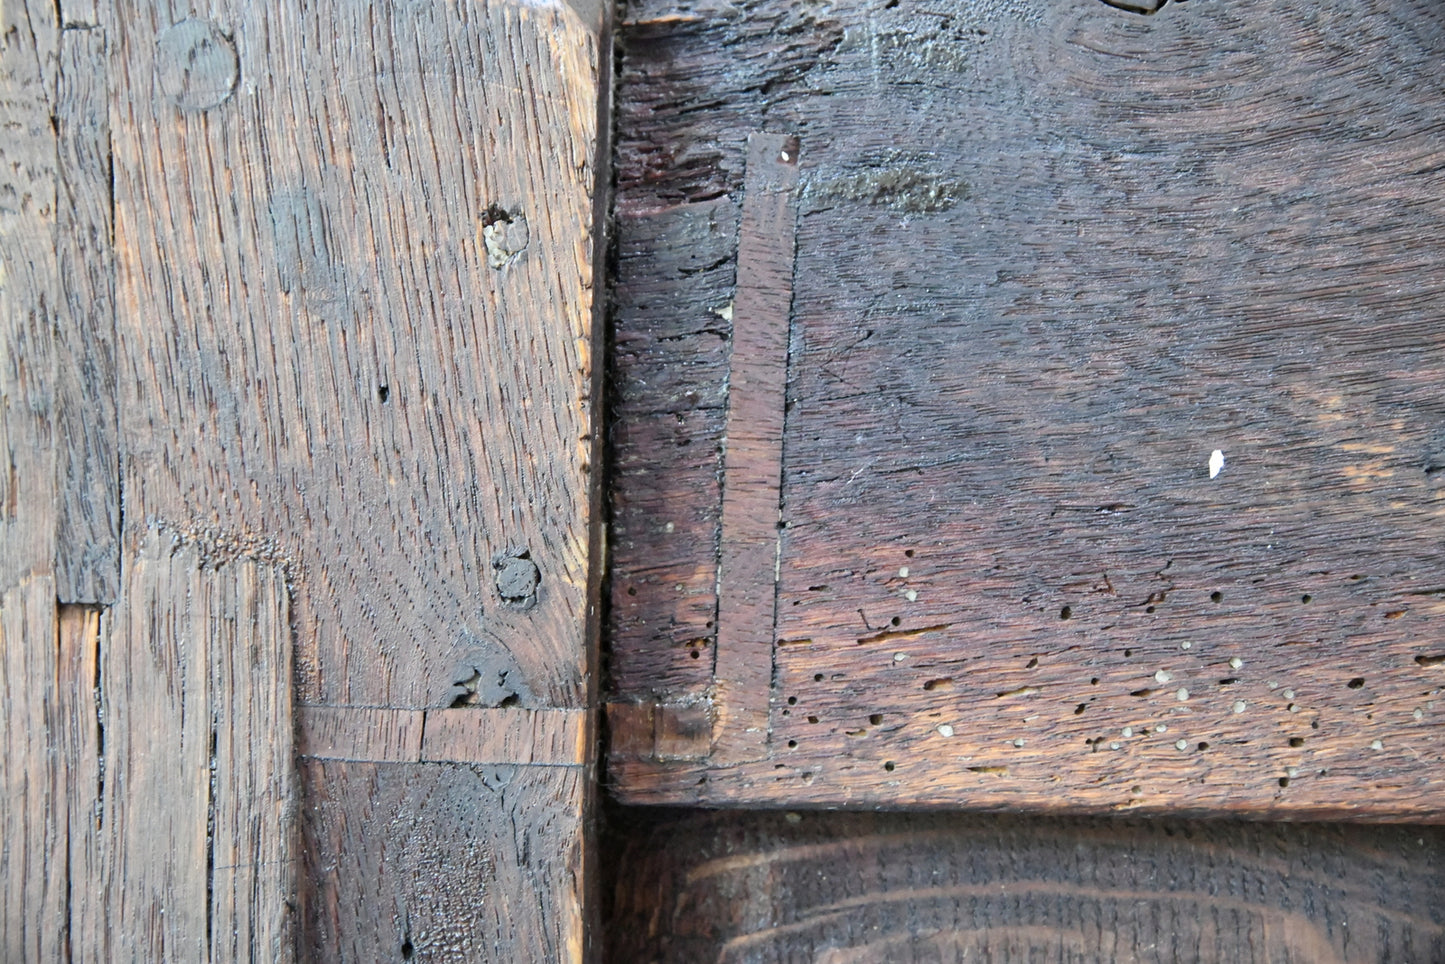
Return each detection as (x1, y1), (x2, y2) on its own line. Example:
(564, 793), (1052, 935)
(605, 809), (1445, 963)
(606, 0), (1445, 816)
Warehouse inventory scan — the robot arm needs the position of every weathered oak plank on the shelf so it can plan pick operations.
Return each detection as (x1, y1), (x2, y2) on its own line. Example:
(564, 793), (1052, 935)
(0, 0), (58, 590)
(301, 761), (589, 964)
(607, 0), (1445, 818)
(57, 605), (106, 964)
(607, 809), (1445, 963)
(711, 132), (801, 764)
(102, 0), (609, 956)
(101, 530), (295, 961)
(0, 4), (65, 958)
(0, 580), (66, 961)
(297, 705), (590, 767)
(109, 0), (603, 710)
(54, 24), (117, 605)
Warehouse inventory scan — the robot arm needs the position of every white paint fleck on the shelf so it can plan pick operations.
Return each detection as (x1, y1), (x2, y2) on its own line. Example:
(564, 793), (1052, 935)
(1176, 688), (1190, 702)
(937, 724), (955, 738)
(1229, 657), (1244, 670)
(905, 589), (918, 603)
(1180, 641), (1192, 650)
(1282, 689), (1295, 700)
(1414, 708), (1425, 721)
(713, 302), (734, 322)
(1232, 700), (1247, 714)
(1175, 739), (1189, 751)
(1109, 741), (1121, 751)
(664, 521), (675, 533)
(899, 566), (910, 578)
(1154, 669), (1173, 684)
(1209, 449), (1225, 479)
(1012, 738), (1026, 748)
(1286, 767), (1299, 778)
(1155, 724), (1168, 733)
(1370, 739), (1384, 750)
(1121, 727), (1133, 738)
(893, 652), (907, 662)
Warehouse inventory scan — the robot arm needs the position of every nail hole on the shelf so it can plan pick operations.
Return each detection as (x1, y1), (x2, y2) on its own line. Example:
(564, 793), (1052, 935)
(1347, 677), (1365, 689)
(1301, 594), (1312, 604)
(1278, 776), (1290, 788)
(883, 761), (895, 771)
(787, 739), (797, 748)
(401, 940), (415, 960)
(1289, 737), (1305, 747)
(1059, 605), (1072, 620)
(1197, 742), (1210, 751)
(869, 713), (884, 725)
(813, 673), (824, 682)
(904, 549), (915, 558)
(890, 616), (901, 626)
(1210, 591), (1223, 603)
(787, 696), (797, 705)
(377, 385), (390, 403)
(807, 715), (819, 724)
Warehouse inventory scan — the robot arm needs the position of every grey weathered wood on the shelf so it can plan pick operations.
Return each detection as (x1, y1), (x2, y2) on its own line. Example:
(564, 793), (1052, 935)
(57, 605), (106, 964)
(101, 529), (295, 962)
(0, 0), (59, 590)
(0, 580), (66, 961)
(109, 0), (602, 710)
(0, 4), (65, 959)
(54, 24), (117, 605)
(102, 0), (609, 957)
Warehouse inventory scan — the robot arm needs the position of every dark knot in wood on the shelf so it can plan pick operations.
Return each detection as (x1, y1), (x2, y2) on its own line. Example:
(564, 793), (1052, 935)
(494, 550), (541, 608)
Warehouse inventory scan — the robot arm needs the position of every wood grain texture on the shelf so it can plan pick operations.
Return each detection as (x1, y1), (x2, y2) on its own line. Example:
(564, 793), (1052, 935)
(0, 0), (58, 590)
(301, 761), (588, 963)
(109, 0), (603, 710)
(298, 705), (590, 766)
(607, 0), (842, 706)
(54, 25), (118, 605)
(102, 529), (295, 962)
(606, 0), (1445, 817)
(0, 4), (66, 958)
(0, 579), (66, 961)
(711, 132), (801, 764)
(57, 605), (106, 964)
(606, 809), (1445, 964)
(101, 0), (609, 956)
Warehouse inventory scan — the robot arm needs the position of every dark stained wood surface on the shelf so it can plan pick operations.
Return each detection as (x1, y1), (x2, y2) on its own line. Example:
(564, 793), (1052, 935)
(712, 132), (802, 764)
(605, 809), (1445, 963)
(605, 0), (1445, 817)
